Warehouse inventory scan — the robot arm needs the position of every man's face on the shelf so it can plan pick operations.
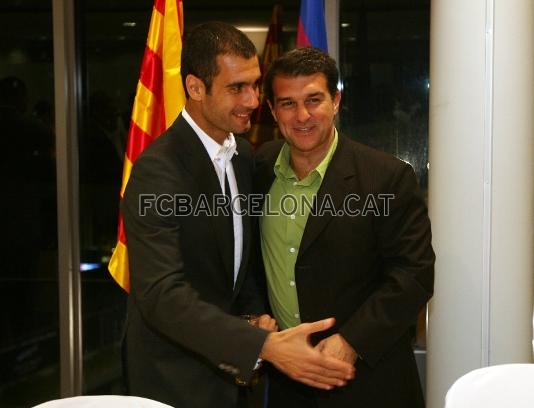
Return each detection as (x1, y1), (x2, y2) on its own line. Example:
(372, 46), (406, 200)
(269, 73), (340, 156)
(199, 54), (260, 141)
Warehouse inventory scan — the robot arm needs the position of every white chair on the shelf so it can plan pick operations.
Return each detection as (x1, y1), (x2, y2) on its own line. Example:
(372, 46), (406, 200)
(445, 363), (534, 408)
(33, 395), (174, 408)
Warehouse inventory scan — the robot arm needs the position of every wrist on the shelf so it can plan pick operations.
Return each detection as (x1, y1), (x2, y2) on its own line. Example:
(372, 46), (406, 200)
(259, 332), (276, 361)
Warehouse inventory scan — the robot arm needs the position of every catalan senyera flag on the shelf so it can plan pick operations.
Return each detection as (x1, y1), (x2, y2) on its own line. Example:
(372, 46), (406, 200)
(250, 4), (282, 146)
(296, 0), (328, 52)
(108, 0), (186, 293)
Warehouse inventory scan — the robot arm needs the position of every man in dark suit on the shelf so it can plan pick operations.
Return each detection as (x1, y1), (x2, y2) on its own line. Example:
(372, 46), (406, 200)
(255, 47), (435, 407)
(122, 23), (355, 408)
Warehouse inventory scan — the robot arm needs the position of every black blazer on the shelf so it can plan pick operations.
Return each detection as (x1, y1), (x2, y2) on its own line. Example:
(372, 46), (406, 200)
(122, 114), (268, 407)
(255, 135), (435, 408)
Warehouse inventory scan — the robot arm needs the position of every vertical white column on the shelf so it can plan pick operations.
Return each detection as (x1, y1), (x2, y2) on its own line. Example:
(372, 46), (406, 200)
(427, 0), (534, 407)
(489, 0), (534, 366)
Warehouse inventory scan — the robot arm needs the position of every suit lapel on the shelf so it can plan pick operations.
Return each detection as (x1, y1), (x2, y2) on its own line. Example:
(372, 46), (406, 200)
(298, 136), (357, 259)
(173, 115), (235, 288)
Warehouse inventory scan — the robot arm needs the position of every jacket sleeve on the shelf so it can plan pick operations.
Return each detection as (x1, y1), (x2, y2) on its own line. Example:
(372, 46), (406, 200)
(338, 162), (435, 367)
(122, 152), (268, 382)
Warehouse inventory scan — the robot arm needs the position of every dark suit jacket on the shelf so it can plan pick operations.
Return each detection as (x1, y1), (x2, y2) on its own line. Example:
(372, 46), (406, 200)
(122, 114), (268, 408)
(255, 135), (435, 408)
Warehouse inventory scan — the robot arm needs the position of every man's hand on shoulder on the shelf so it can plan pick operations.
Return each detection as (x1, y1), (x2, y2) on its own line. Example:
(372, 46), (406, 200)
(259, 318), (355, 390)
(316, 333), (358, 366)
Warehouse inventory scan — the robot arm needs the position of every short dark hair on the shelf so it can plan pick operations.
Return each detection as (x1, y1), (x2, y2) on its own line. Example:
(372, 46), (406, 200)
(264, 47), (339, 103)
(181, 22), (257, 96)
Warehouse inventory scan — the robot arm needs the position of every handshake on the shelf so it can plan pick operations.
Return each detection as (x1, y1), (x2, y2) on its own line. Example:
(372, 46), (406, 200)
(251, 315), (357, 390)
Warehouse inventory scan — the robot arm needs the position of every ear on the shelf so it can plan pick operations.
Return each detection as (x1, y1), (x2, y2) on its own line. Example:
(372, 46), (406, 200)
(185, 74), (205, 101)
(333, 91), (341, 115)
(267, 100), (277, 122)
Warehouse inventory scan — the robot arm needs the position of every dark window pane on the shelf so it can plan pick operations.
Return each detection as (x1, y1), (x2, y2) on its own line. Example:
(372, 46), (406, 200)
(0, 2), (59, 407)
(78, 2), (149, 394)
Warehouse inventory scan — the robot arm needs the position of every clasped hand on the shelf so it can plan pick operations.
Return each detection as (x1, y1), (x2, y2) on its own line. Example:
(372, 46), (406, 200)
(260, 317), (356, 390)
(315, 333), (358, 366)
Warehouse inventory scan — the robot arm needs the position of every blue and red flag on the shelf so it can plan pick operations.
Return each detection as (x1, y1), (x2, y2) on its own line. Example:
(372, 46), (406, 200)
(296, 0), (328, 52)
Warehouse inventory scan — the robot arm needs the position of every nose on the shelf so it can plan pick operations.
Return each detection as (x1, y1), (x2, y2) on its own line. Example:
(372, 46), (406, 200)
(296, 103), (311, 123)
(243, 85), (259, 109)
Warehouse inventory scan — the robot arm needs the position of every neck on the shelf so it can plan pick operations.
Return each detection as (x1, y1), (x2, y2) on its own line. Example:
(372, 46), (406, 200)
(185, 99), (227, 145)
(289, 130), (335, 180)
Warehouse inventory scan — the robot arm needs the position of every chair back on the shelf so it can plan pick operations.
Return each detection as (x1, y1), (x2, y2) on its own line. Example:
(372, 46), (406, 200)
(33, 395), (174, 407)
(445, 363), (534, 408)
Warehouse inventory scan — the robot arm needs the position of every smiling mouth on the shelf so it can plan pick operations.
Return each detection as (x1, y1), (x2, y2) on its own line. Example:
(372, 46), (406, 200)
(234, 112), (252, 120)
(294, 126), (315, 132)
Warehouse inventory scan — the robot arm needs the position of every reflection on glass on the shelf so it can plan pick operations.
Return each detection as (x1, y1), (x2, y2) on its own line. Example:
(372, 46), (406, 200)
(339, 0), (430, 191)
(0, 2), (59, 407)
(77, 1), (300, 395)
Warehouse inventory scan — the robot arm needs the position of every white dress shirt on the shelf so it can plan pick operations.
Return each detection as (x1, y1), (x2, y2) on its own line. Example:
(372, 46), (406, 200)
(182, 108), (243, 286)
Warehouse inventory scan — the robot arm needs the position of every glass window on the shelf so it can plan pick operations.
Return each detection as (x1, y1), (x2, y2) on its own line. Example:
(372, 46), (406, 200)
(0, 1), (59, 406)
(78, 2), (151, 394)
(339, 0), (430, 191)
(76, 0), (295, 395)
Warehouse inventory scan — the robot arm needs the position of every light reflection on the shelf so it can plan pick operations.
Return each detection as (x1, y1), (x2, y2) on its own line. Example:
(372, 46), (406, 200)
(80, 263), (101, 272)
(235, 26), (268, 33)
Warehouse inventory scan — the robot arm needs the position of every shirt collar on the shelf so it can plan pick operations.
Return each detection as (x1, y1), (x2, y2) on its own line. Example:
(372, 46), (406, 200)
(182, 108), (237, 164)
(274, 129), (339, 183)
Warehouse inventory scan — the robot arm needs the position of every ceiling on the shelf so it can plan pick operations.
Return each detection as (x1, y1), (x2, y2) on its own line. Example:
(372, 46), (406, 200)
(0, 0), (428, 41)
(0, 0), (427, 9)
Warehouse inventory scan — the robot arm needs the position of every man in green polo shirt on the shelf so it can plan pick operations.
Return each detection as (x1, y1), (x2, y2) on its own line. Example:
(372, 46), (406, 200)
(255, 48), (435, 407)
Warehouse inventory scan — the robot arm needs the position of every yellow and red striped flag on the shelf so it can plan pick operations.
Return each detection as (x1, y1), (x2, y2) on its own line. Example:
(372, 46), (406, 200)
(108, 0), (186, 292)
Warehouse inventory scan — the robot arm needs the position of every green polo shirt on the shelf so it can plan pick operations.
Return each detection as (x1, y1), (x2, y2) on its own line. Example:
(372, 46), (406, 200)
(260, 131), (338, 329)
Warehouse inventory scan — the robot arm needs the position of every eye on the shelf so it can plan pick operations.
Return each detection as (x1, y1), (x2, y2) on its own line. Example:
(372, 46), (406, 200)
(228, 83), (246, 94)
(279, 100), (294, 108)
(306, 97), (321, 105)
